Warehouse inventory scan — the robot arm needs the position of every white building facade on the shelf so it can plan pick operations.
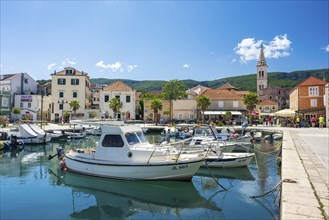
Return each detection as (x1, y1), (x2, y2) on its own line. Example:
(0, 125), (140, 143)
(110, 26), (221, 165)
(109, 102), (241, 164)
(99, 81), (136, 120)
(50, 67), (92, 122)
(0, 73), (38, 119)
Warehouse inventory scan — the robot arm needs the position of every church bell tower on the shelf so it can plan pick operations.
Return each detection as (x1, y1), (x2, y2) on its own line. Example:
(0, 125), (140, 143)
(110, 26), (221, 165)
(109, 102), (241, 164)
(256, 44), (268, 94)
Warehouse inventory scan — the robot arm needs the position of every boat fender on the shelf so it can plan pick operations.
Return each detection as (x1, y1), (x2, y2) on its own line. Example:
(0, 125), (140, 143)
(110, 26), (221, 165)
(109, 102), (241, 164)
(128, 152), (133, 158)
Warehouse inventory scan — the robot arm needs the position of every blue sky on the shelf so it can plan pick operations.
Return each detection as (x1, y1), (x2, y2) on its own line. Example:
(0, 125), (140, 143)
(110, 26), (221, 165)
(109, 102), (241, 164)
(1, 1), (328, 81)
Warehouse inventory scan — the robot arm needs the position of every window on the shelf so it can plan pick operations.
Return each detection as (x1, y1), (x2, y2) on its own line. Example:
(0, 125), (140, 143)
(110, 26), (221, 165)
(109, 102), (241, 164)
(310, 99), (317, 107)
(59, 103), (63, 110)
(71, 79), (79, 85)
(73, 92), (77, 98)
(233, 101), (238, 108)
(20, 102), (23, 108)
(218, 101), (224, 108)
(1, 97), (8, 107)
(178, 113), (183, 120)
(264, 106), (270, 111)
(24, 78), (28, 84)
(189, 113), (194, 119)
(126, 95), (131, 103)
(28, 103), (31, 108)
(125, 133), (139, 145)
(115, 95), (120, 101)
(58, 78), (66, 85)
(102, 135), (124, 147)
(309, 87), (319, 96)
(104, 95), (109, 102)
(59, 92), (64, 98)
(66, 69), (73, 75)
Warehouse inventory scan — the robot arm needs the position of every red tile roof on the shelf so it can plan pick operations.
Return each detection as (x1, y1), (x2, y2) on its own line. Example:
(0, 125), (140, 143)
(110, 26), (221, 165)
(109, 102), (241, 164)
(258, 99), (278, 105)
(201, 89), (243, 100)
(290, 76), (327, 93)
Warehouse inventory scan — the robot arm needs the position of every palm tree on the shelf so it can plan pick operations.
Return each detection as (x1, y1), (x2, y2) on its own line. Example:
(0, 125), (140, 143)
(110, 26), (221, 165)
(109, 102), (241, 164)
(196, 95), (211, 123)
(69, 100), (80, 113)
(108, 97), (122, 120)
(243, 92), (259, 124)
(150, 98), (163, 123)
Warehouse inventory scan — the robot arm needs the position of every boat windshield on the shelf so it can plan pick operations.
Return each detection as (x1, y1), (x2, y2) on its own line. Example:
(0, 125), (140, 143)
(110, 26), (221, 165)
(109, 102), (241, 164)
(125, 132), (148, 145)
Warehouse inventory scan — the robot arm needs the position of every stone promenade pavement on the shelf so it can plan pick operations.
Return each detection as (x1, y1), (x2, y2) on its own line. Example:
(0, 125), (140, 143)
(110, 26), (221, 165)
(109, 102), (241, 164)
(258, 126), (328, 220)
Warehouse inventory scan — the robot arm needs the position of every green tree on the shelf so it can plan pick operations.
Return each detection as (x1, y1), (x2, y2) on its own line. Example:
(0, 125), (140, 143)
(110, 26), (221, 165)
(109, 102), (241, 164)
(69, 100), (80, 113)
(243, 92), (259, 123)
(196, 95), (211, 123)
(12, 107), (21, 123)
(162, 80), (187, 121)
(108, 97), (122, 119)
(138, 100), (144, 120)
(225, 111), (232, 125)
(150, 98), (163, 123)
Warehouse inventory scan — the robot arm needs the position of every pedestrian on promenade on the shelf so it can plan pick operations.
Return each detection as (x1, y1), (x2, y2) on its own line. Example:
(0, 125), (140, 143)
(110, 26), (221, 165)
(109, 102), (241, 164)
(318, 115), (324, 129)
(311, 116), (316, 128)
(296, 116), (300, 128)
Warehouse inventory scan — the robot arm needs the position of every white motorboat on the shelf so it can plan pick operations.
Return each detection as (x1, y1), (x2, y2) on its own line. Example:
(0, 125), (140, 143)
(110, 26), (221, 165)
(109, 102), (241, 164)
(8, 124), (51, 144)
(52, 123), (205, 181)
(203, 151), (255, 168)
(28, 124), (52, 142)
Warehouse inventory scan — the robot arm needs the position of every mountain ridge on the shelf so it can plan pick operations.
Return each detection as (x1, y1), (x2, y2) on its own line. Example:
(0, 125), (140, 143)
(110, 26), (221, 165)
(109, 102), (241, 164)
(90, 68), (329, 92)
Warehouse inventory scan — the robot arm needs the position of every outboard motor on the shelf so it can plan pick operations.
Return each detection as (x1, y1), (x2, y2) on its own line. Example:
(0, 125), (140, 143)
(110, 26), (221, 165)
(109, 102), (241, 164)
(56, 147), (65, 159)
(10, 135), (18, 148)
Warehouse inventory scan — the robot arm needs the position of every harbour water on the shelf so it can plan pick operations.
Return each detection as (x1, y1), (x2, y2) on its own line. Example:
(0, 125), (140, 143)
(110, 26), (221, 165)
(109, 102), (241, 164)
(1, 133), (281, 219)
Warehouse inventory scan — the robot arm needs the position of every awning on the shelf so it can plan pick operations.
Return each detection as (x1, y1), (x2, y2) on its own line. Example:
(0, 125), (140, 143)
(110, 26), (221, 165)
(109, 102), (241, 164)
(203, 111), (242, 115)
(259, 112), (274, 116)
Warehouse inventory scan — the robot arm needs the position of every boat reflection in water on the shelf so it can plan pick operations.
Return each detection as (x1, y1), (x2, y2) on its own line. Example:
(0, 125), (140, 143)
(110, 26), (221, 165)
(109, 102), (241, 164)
(196, 167), (255, 181)
(53, 170), (222, 219)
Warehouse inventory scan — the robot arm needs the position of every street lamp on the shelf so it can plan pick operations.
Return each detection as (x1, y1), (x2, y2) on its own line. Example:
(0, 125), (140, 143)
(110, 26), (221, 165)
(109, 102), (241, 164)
(58, 98), (68, 125)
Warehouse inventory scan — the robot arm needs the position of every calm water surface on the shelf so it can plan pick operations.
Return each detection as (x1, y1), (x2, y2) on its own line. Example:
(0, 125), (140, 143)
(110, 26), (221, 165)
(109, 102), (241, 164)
(1, 133), (281, 220)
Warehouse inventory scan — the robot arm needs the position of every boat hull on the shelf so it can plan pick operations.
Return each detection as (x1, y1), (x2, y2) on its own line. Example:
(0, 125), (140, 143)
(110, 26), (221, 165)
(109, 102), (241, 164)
(64, 154), (204, 181)
(203, 152), (254, 168)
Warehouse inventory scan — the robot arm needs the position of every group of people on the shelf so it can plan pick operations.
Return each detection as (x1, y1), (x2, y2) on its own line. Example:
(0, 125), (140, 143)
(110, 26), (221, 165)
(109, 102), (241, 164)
(294, 115), (325, 128)
(309, 115), (325, 128)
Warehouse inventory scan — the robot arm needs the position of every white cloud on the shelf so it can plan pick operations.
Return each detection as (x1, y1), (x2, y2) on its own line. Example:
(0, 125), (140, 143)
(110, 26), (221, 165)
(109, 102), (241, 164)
(127, 64), (138, 72)
(183, 64), (190, 68)
(324, 45), (329, 52)
(47, 63), (56, 70)
(234, 34), (292, 63)
(95, 61), (123, 72)
(57, 58), (77, 69)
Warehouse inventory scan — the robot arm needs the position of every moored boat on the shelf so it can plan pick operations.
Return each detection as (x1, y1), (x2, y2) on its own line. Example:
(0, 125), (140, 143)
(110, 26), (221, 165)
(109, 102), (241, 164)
(203, 151), (255, 168)
(51, 123), (205, 181)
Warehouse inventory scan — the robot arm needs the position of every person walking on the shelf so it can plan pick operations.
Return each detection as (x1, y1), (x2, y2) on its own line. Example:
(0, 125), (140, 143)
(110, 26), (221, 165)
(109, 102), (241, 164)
(318, 115), (324, 129)
(296, 116), (300, 128)
(311, 116), (316, 128)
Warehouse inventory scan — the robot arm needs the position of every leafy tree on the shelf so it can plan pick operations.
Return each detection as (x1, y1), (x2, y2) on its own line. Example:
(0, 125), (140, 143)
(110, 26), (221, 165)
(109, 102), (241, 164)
(108, 97), (122, 119)
(196, 95), (211, 123)
(138, 100), (144, 120)
(225, 111), (232, 125)
(243, 92), (259, 123)
(12, 107), (21, 123)
(69, 100), (80, 113)
(162, 80), (187, 120)
(150, 98), (163, 123)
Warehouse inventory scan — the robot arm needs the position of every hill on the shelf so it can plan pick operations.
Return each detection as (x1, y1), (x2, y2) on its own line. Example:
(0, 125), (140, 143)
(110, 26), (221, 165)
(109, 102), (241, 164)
(90, 68), (329, 92)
